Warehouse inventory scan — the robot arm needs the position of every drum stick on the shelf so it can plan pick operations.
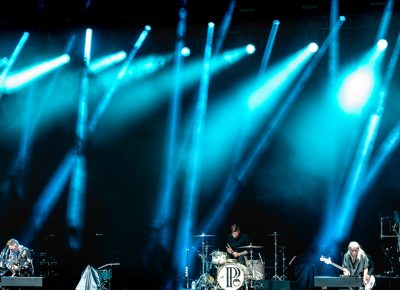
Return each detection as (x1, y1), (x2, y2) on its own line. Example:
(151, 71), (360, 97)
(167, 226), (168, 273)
(258, 252), (264, 264)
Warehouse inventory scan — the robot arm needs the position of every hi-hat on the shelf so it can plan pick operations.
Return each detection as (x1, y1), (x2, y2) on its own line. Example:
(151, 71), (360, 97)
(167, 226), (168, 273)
(267, 232), (283, 237)
(238, 244), (263, 249)
(193, 233), (215, 238)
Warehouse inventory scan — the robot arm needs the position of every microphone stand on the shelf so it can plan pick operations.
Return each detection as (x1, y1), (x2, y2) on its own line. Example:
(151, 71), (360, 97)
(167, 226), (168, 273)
(185, 248), (189, 289)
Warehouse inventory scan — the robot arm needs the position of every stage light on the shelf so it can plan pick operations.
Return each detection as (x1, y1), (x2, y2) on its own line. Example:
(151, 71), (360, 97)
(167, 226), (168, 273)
(181, 47), (191, 57)
(246, 44), (256, 54)
(208, 22), (215, 28)
(133, 26), (151, 52)
(308, 42), (319, 53)
(273, 20), (280, 25)
(377, 39), (388, 51)
(84, 28), (92, 63)
(339, 15), (346, 22)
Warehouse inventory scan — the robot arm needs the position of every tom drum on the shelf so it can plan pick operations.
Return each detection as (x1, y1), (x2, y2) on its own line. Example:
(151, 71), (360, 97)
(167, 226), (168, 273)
(211, 250), (227, 266)
(245, 259), (264, 281)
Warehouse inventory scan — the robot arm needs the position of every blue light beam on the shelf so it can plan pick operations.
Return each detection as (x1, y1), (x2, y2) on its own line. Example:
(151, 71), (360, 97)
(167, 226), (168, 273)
(66, 28), (92, 250)
(88, 51), (127, 74)
(0, 32), (30, 86)
(3, 54), (71, 91)
(259, 19), (280, 75)
(198, 17), (345, 241)
(21, 151), (75, 246)
(214, 0), (237, 55)
(88, 25), (151, 134)
(152, 5), (188, 252)
(174, 21), (214, 274)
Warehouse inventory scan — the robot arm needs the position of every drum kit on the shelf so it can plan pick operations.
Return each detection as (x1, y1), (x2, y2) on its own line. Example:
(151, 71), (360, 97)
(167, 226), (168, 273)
(190, 231), (288, 289)
(190, 233), (274, 289)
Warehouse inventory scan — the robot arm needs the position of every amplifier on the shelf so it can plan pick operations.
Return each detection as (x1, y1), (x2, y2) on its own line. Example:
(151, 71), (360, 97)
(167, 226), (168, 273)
(1, 276), (43, 287)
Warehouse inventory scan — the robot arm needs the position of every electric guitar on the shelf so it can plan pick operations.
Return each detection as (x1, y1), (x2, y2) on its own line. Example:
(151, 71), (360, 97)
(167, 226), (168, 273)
(320, 256), (375, 290)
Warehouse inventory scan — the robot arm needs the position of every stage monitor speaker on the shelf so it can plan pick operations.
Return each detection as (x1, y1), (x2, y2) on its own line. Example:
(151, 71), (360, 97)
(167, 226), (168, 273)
(256, 280), (297, 290)
(1, 276), (44, 287)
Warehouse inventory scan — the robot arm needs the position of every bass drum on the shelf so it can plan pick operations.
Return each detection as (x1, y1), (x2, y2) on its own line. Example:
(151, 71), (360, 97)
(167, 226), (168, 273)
(217, 262), (247, 290)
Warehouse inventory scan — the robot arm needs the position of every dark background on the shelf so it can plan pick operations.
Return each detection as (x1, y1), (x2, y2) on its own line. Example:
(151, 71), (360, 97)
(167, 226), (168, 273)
(1, 0), (400, 289)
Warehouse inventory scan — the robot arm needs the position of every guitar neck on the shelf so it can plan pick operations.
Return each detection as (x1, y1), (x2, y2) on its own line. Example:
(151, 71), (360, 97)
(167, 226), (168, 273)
(328, 261), (345, 272)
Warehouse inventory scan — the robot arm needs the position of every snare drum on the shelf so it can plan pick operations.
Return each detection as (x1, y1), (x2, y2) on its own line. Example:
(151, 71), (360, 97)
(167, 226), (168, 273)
(217, 262), (247, 290)
(211, 250), (227, 265)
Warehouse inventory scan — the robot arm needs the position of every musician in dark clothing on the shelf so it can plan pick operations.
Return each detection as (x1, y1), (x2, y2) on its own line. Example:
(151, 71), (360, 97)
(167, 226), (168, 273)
(366, 254), (374, 276)
(0, 239), (34, 277)
(226, 222), (250, 265)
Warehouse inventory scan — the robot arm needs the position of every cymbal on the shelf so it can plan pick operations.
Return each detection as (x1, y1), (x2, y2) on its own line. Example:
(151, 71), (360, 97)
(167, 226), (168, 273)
(192, 233), (215, 238)
(238, 244), (264, 249)
(267, 232), (283, 237)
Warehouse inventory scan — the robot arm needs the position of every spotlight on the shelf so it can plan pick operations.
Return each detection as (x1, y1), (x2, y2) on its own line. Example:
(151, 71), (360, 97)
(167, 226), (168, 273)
(246, 44), (256, 54)
(208, 22), (215, 28)
(181, 47), (191, 57)
(377, 39), (388, 51)
(338, 67), (373, 114)
(273, 20), (280, 25)
(145, 25), (152, 31)
(308, 42), (319, 53)
(339, 15), (346, 22)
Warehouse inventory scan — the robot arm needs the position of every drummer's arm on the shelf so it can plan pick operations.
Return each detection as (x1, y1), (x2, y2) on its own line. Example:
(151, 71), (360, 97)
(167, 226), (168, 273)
(233, 250), (248, 258)
(226, 244), (234, 254)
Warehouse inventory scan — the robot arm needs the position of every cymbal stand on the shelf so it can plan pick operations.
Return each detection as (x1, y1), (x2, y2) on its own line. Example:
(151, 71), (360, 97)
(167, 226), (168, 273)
(272, 233), (282, 281)
(248, 244), (255, 288)
(281, 247), (287, 280)
(193, 236), (214, 289)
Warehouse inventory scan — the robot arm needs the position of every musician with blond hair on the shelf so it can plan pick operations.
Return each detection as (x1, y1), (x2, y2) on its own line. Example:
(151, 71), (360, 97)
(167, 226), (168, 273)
(342, 241), (373, 290)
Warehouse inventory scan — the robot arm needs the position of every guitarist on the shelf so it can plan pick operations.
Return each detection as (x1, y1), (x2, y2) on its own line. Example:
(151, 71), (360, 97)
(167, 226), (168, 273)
(342, 241), (373, 290)
(1, 238), (34, 277)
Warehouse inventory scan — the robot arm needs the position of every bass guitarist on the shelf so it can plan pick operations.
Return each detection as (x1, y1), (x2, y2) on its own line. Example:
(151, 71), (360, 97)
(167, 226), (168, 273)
(342, 241), (374, 290)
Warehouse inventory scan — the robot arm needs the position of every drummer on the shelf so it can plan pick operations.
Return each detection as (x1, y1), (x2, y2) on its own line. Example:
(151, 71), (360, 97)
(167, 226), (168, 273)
(226, 222), (250, 265)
